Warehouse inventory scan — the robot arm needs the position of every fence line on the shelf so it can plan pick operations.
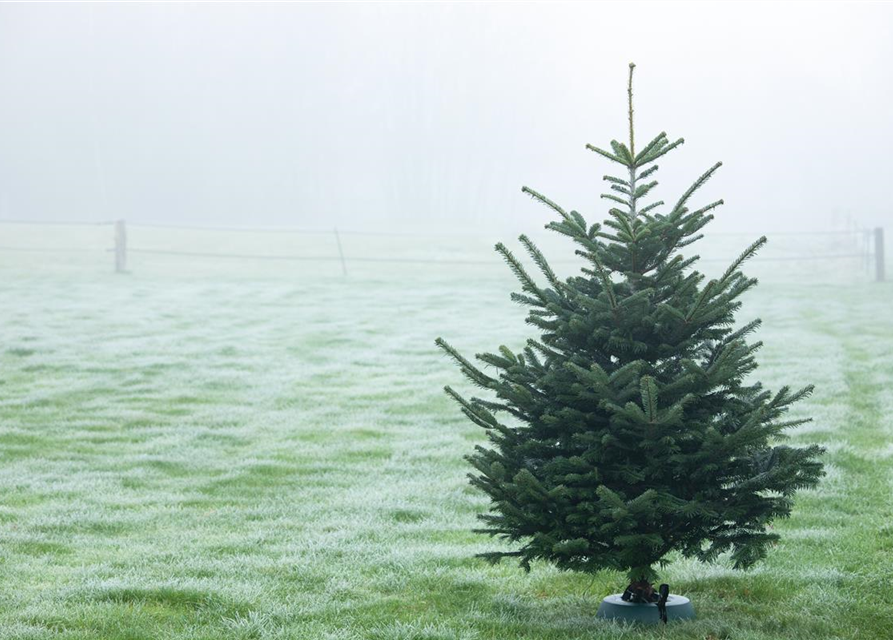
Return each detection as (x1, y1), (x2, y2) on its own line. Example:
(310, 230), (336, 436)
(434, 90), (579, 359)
(124, 223), (862, 238)
(0, 218), (885, 280)
(112, 224), (881, 239)
(126, 249), (500, 266)
(127, 248), (348, 262)
(0, 218), (869, 238)
(0, 245), (101, 254)
(121, 247), (869, 266)
(126, 222), (338, 235)
(0, 219), (114, 227)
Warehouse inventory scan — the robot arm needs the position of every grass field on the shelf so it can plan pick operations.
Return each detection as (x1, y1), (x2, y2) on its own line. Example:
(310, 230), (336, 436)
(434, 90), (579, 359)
(1, 243), (891, 638)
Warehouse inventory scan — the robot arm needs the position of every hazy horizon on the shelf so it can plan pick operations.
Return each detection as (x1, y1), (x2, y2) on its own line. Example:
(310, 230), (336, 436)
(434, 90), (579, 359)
(1, 1), (891, 235)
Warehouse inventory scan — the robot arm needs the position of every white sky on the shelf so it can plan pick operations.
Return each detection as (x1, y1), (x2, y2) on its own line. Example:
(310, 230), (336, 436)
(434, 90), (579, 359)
(1, 1), (891, 233)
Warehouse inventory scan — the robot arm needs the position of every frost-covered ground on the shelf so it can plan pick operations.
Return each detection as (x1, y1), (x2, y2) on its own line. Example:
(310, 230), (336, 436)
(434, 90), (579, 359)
(0, 248), (891, 638)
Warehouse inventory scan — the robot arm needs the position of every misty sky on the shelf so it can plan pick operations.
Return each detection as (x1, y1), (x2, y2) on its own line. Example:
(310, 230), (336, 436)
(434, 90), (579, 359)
(1, 1), (891, 233)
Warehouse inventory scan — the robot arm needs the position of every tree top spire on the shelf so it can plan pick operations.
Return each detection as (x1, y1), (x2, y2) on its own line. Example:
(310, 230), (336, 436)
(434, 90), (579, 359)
(628, 62), (636, 157)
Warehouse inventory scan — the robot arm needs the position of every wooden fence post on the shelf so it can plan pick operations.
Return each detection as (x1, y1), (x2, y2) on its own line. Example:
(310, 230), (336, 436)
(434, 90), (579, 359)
(334, 227), (347, 276)
(114, 219), (127, 273)
(875, 227), (885, 282)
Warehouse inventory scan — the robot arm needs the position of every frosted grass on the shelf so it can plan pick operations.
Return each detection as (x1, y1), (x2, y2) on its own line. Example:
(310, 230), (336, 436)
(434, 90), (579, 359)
(0, 269), (891, 639)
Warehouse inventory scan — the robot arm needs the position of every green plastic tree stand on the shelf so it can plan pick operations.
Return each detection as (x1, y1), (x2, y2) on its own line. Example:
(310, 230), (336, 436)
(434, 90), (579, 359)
(596, 594), (695, 624)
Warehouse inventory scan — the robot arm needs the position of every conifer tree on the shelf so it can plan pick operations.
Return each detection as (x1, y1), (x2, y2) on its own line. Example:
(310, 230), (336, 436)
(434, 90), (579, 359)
(435, 64), (823, 588)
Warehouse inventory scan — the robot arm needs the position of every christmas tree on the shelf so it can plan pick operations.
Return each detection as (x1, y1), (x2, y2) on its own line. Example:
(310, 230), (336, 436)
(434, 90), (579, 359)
(435, 64), (823, 591)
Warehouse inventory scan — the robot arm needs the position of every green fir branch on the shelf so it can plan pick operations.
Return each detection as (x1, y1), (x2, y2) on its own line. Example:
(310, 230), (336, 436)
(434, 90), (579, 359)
(519, 234), (563, 292)
(672, 162), (723, 213)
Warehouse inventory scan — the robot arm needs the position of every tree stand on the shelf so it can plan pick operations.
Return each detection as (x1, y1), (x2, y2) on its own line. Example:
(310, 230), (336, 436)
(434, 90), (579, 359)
(597, 581), (694, 624)
(596, 591), (694, 624)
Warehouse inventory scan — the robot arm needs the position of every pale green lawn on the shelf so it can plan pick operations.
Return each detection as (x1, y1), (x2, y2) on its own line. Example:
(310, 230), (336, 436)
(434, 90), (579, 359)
(0, 265), (891, 639)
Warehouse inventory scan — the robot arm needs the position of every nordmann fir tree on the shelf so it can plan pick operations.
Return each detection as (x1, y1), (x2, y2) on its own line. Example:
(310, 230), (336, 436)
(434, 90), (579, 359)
(435, 64), (824, 594)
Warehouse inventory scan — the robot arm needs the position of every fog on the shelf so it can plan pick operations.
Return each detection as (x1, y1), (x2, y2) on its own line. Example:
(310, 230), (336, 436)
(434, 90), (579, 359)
(1, 6), (892, 634)
(1, 1), (891, 234)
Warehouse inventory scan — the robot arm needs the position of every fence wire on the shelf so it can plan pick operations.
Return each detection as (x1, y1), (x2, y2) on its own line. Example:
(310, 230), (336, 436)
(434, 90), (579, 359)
(0, 218), (883, 280)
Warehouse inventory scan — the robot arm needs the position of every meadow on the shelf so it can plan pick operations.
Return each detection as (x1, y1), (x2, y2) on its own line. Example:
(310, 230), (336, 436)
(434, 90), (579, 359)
(0, 226), (890, 639)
